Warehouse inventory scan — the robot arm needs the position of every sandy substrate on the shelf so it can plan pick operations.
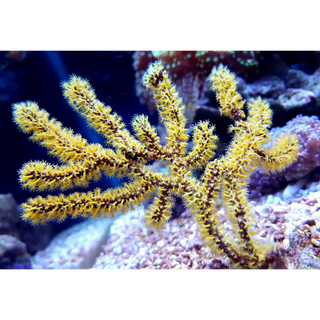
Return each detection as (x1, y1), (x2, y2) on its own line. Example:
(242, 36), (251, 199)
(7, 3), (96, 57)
(92, 180), (320, 269)
(32, 179), (320, 269)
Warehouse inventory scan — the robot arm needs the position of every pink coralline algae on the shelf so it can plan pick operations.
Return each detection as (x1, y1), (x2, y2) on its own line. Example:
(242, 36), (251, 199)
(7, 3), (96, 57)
(249, 115), (320, 198)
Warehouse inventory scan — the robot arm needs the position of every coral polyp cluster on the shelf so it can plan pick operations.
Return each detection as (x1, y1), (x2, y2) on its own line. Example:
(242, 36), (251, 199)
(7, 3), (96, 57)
(12, 60), (299, 268)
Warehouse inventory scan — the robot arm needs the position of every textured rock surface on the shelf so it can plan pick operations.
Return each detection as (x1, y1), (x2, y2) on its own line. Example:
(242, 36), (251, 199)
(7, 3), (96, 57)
(249, 115), (320, 199)
(0, 234), (31, 269)
(238, 67), (320, 111)
(27, 180), (320, 269)
(0, 193), (53, 255)
(90, 181), (320, 269)
(32, 219), (114, 269)
(0, 193), (20, 238)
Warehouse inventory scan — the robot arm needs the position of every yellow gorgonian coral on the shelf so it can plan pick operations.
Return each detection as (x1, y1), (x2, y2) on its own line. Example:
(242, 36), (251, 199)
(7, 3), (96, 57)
(12, 61), (299, 268)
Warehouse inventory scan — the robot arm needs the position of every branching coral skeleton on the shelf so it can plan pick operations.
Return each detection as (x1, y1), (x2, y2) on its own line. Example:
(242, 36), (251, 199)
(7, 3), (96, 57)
(12, 61), (299, 268)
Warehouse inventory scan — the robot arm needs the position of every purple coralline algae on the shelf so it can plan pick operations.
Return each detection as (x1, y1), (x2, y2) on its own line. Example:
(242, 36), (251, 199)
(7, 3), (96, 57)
(249, 115), (320, 198)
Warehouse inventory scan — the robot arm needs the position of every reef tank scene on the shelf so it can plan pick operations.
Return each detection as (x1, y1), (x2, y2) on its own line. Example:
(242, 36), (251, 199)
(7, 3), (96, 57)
(2, 50), (320, 269)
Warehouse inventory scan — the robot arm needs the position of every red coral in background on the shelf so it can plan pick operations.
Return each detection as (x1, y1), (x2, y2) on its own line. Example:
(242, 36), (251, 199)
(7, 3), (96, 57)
(134, 51), (260, 79)
(133, 51), (261, 114)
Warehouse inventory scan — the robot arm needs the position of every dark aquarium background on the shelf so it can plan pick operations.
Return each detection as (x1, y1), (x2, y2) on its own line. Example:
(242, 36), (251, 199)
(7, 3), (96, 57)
(0, 51), (147, 201)
(0, 52), (151, 234)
